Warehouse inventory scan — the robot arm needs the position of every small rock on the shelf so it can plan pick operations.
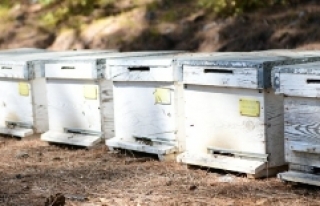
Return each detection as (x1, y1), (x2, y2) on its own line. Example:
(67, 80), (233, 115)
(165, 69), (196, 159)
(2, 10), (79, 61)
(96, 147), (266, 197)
(165, 180), (172, 186)
(203, 22), (217, 31)
(15, 174), (22, 179)
(189, 185), (197, 191)
(45, 193), (65, 206)
(299, 11), (305, 18)
(218, 174), (235, 183)
(16, 152), (29, 159)
(145, 11), (156, 21)
(146, 190), (153, 195)
(52, 157), (62, 161)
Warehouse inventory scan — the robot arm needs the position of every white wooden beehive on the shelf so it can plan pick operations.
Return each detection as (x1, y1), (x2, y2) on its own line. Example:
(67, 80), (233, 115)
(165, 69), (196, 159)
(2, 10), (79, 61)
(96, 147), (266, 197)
(176, 53), (320, 178)
(105, 54), (187, 160)
(0, 50), (116, 138)
(41, 51), (182, 147)
(274, 62), (320, 186)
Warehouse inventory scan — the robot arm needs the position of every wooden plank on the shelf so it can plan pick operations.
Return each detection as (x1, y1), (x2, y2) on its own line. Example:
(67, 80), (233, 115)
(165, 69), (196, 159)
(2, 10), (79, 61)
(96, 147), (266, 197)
(113, 81), (177, 144)
(99, 79), (114, 140)
(278, 171), (320, 186)
(31, 78), (49, 133)
(265, 89), (286, 167)
(278, 73), (320, 98)
(0, 64), (27, 79)
(177, 152), (266, 175)
(106, 138), (176, 155)
(46, 79), (102, 133)
(109, 66), (177, 82)
(289, 141), (320, 154)
(184, 85), (266, 155)
(41, 131), (102, 147)
(284, 96), (320, 166)
(0, 127), (33, 137)
(0, 80), (33, 130)
(183, 65), (258, 89)
(45, 62), (97, 79)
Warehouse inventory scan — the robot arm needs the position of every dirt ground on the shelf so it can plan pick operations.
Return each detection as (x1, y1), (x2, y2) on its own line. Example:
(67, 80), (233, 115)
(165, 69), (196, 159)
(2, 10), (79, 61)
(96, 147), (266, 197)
(0, 136), (320, 206)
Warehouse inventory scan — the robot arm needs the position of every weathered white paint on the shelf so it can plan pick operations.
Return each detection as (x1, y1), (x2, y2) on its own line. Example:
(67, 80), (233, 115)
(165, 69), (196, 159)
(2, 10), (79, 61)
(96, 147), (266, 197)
(109, 66), (177, 82)
(184, 86), (266, 154)
(106, 60), (185, 158)
(275, 61), (320, 185)
(284, 97), (320, 167)
(0, 64), (27, 79)
(113, 82), (176, 140)
(177, 58), (287, 177)
(0, 127), (33, 137)
(177, 152), (266, 175)
(278, 171), (320, 186)
(45, 62), (97, 79)
(46, 80), (102, 132)
(183, 66), (258, 89)
(41, 131), (102, 147)
(277, 73), (320, 97)
(0, 80), (34, 137)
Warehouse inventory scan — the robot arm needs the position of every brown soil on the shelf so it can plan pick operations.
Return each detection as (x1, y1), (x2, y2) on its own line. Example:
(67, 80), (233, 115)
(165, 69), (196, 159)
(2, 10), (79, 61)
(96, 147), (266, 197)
(1, 136), (320, 206)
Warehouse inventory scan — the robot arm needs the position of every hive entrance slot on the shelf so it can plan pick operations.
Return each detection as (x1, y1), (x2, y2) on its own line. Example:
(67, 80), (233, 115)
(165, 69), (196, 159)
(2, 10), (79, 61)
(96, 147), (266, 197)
(212, 150), (234, 157)
(307, 79), (320, 84)
(5, 121), (33, 129)
(64, 128), (102, 136)
(312, 167), (320, 174)
(128, 67), (150, 72)
(207, 147), (268, 162)
(61, 66), (75, 70)
(204, 69), (233, 74)
(1, 66), (12, 70)
(134, 136), (153, 146)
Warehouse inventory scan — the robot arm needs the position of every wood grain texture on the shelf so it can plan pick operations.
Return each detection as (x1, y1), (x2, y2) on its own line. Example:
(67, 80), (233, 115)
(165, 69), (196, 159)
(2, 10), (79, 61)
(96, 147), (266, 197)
(277, 73), (320, 98)
(284, 97), (320, 167)
(278, 171), (320, 186)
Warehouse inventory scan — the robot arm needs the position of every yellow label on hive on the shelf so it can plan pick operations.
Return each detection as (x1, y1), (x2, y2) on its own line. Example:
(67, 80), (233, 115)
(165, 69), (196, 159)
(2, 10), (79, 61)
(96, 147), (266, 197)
(84, 85), (97, 100)
(19, 82), (29, 96)
(239, 98), (260, 117)
(154, 88), (171, 105)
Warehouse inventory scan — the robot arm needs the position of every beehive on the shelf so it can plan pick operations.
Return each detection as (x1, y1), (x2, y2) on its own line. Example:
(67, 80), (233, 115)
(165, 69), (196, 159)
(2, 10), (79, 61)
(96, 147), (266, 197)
(176, 53), (320, 178)
(275, 62), (320, 186)
(105, 54), (187, 160)
(0, 50), (115, 138)
(41, 51), (182, 147)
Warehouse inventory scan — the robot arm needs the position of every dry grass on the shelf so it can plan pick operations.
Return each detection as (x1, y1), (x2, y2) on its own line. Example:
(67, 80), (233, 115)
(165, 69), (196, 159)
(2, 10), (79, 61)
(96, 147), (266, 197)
(0, 136), (320, 206)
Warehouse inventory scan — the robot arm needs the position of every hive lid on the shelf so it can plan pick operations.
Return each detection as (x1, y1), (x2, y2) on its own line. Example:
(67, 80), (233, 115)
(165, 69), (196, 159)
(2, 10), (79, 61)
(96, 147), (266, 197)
(52, 50), (184, 63)
(0, 50), (116, 80)
(0, 48), (47, 56)
(178, 51), (320, 89)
